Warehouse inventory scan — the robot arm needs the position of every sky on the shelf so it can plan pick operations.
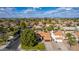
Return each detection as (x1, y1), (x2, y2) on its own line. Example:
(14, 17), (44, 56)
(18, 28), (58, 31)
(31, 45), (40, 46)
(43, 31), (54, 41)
(0, 7), (79, 18)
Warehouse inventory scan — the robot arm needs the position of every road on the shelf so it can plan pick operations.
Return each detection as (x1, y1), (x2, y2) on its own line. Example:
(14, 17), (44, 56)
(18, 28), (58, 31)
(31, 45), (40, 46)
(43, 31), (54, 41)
(0, 35), (20, 51)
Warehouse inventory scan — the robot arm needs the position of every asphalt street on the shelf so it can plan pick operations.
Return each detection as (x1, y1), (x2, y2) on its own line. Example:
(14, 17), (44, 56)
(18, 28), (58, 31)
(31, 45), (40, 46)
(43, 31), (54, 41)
(0, 35), (20, 51)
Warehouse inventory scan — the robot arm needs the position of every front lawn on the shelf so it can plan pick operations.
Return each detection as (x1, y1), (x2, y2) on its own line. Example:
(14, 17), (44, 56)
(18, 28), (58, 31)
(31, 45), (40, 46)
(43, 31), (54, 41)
(21, 43), (46, 51)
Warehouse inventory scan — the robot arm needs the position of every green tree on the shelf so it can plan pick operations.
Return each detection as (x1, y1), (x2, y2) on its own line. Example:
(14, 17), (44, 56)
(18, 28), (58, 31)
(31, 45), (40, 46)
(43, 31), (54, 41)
(9, 27), (14, 31)
(20, 21), (27, 29)
(0, 26), (4, 32)
(20, 28), (38, 48)
(68, 37), (77, 46)
(66, 33), (72, 37)
(46, 26), (54, 31)
(66, 33), (77, 46)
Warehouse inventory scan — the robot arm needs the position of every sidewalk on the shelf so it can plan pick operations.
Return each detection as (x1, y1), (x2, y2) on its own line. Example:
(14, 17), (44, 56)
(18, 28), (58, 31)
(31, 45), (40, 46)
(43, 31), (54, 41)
(0, 42), (10, 50)
(18, 44), (24, 51)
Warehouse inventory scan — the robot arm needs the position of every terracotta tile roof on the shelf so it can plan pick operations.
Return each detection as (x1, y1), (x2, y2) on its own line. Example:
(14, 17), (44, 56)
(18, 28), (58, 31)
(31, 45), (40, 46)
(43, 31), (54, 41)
(37, 31), (51, 41)
(54, 31), (63, 36)
(54, 31), (64, 40)
(75, 32), (79, 37)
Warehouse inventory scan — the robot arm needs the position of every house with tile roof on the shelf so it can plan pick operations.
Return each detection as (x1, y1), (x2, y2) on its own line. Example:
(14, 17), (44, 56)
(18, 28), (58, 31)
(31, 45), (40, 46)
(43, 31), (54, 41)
(36, 31), (51, 42)
(50, 31), (65, 42)
(74, 31), (79, 41)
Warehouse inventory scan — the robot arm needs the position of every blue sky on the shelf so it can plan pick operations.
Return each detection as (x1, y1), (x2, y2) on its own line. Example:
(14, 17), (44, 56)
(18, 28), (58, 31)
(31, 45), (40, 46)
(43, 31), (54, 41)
(0, 7), (79, 18)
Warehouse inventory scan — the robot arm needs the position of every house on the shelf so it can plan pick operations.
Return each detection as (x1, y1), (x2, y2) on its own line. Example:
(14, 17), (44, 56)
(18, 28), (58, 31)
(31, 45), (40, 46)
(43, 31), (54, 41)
(46, 24), (52, 27)
(8, 36), (13, 41)
(33, 22), (44, 29)
(63, 27), (76, 31)
(9, 22), (16, 27)
(76, 26), (79, 31)
(34, 25), (42, 29)
(50, 31), (65, 42)
(38, 22), (44, 26)
(74, 31), (79, 41)
(36, 31), (51, 42)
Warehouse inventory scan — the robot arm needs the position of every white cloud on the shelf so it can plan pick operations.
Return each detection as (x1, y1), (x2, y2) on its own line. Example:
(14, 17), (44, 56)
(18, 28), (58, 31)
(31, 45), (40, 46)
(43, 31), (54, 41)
(44, 8), (62, 14)
(0, 8), (5, 11)
(62, 7), (73, 10)
(23, 8), (35, 13)
(0, 7), (78, 18)
(32, 7), (41, 9)
(44, 7), (73, 15)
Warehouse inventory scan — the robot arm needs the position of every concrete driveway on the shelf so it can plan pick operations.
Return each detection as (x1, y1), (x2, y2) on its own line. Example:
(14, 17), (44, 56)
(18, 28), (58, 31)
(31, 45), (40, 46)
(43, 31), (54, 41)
(44, 42), (54, 51)
(56, 42), (68, 51)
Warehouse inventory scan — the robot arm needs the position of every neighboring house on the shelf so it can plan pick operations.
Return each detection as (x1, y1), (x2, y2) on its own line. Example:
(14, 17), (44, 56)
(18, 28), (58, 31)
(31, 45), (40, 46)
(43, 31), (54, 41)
(50, 31), (65, 42)
(45, 24), (52, 27)
(9, 36), (13, 39)
(0, 21), (16, 27)
(36, 31), (51, 42)
(10, 22), (16, 27)
(76, 26), (79, 31)
(63, 27), (76, 31)
(38, 22), (44, 26)
(0, 22), (9, 27)
(34, 25), (42, 29)
(33, 22), (44, 29)
(74, 32), (79, 41)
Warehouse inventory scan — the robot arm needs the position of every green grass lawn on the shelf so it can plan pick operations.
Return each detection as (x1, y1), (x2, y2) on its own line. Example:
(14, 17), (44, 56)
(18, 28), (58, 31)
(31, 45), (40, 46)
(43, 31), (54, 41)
(0, 39), (6, 46)
(21, 43), (46, 51)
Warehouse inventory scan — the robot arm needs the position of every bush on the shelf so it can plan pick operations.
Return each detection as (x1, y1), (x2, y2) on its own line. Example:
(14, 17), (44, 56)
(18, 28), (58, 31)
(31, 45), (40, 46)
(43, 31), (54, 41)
(21, 43), (45, 51)
(34, 43), (45, 50)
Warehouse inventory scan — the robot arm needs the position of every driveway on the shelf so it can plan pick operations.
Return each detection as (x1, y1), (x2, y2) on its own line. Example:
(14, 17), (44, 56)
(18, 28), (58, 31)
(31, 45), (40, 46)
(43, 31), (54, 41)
(50, 31), (68, 51)
(44, 42), (54, 51)
(56, 42), (68, 51)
